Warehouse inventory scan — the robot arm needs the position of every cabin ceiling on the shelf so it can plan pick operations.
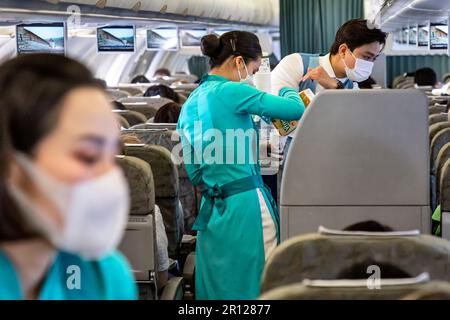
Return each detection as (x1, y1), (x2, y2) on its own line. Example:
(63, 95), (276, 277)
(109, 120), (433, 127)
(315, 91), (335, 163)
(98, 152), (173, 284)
(380, 0), (450, 31)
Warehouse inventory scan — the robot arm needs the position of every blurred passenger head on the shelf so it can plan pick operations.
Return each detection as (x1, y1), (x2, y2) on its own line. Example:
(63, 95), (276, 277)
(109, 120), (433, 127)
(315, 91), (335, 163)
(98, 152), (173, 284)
(414, 68), (438, 87)
(337, 260), (411, 279)
(343, 220), (393, 232)
(201, 31), (262, 83)
(0, 54), (127, 257)
(131, 75), (150, 84)
(144, 84), (180, 103)
(154, 102), (181, 123)
(154, 68), (171, 77)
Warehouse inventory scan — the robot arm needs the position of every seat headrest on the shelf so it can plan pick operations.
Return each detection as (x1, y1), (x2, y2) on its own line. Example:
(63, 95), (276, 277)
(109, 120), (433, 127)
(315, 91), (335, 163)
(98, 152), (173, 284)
(124, 145), (179, 198)
(261, 233), (450, 293)
(259, 280), (450, 300)
(429, 113), (449, 126)
(116, 156), (155, 216)
(431, 128), (450, 165)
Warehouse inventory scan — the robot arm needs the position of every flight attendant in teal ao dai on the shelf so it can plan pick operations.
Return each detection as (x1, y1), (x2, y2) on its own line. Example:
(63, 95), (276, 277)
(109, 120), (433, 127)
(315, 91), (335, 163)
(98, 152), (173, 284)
(177, 31), (305, 299)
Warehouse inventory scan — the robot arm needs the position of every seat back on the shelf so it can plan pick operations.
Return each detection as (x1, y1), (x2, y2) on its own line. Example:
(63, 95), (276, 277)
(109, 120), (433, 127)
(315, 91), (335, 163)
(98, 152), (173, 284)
(281, 90), (430, 240)
(124, 144), (183, 257)
(123, 104), (158, 120)
(117, 156), (156, 282)
(431, 128), (450, 168)
(113, 110), (147, 126)
(429, 113), (449, 126)
(260, 233), (450, 293)
(125, 129), (197, 232)
(260, 280), (450, 300)
(430, 105), (448, 115)
(107, 89), (129, 100)
(429, 122), (450, 145)
(140, 123), (178, 131)
(116, 115), (130, 129)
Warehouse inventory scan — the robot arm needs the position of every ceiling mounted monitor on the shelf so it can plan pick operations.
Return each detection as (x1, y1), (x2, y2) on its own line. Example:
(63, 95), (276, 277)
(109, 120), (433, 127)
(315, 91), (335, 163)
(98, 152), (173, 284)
(97, 25), (135, 53)
(418, 24), (430, 47)
(430, 22), (448, 50)
(409, 25), (417, 46)
(147, 26), (179, 51)
(180, 28), (208, 48)
(16, 22), (66, 56)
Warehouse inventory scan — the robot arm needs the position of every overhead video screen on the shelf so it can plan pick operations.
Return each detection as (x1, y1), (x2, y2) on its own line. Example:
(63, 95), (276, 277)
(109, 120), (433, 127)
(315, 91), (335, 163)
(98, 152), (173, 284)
(409, 25), (417, 45)
(97, 25), (135, 52)
(147, 27), (179, 51)
(16, 22), (66, 55)
(430, 23), (448, 50)
(180, 28), (208, 47)
(402, 28), (409, 44)
(418, 24), (429, 47)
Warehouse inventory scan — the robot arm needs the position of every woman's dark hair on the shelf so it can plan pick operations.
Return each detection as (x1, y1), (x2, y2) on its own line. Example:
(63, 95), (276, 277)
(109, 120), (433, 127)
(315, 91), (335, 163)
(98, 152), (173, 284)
(337, 259), (412, 280)
(201, 31), (262, 68)
(330, 19), (388, 55)
(154, 68), (171, 77)
(154, 102), (181, 123)
(131, 75), (150, 84)
(414, 68), (437, 87)
(0, 53), (97, 241)
(343, 220), (393, 232)
(144, 84), (180, 103)
(113, 101), (127, 110)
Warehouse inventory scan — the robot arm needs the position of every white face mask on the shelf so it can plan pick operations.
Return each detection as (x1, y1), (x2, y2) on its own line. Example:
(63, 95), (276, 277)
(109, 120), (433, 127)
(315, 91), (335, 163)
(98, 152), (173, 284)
(237, 58), (254, 86)
(343, 51), (374, 82)
(8, 153), (130, 260)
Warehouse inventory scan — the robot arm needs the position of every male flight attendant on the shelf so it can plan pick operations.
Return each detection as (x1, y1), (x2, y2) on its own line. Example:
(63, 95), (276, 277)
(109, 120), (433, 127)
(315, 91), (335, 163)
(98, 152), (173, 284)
(270, 19), (388, 164)
(271, 19), (388, 95)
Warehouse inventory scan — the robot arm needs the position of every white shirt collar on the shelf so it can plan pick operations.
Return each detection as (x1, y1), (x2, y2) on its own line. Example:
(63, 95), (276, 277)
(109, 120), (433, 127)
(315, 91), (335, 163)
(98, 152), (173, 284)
(319, 53), (348, 82)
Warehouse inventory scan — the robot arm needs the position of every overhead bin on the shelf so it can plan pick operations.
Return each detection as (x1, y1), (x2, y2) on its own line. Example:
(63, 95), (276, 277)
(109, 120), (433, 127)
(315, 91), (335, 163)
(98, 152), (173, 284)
(380, 0), (450, 31)
(48, 0), (277, 26)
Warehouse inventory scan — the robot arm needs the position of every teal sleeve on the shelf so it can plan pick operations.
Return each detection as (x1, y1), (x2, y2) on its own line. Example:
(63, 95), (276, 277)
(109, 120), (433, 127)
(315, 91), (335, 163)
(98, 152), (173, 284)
(100, 251), (138, 300)
(217, 82), (305, 121)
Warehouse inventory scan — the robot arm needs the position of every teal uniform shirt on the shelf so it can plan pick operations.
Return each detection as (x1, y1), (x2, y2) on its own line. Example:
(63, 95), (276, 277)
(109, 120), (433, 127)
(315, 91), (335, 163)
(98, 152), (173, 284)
(0, 250), (137, 300)
(177, 74), (305, 300)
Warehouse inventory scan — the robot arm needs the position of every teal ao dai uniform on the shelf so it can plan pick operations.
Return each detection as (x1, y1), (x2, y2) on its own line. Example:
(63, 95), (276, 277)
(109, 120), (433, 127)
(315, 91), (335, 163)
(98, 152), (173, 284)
(177, 74), (305, 299)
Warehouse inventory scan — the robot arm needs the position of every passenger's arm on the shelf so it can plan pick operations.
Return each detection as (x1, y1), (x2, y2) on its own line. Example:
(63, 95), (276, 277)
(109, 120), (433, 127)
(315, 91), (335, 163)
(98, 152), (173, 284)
(219, 82), (305, 121)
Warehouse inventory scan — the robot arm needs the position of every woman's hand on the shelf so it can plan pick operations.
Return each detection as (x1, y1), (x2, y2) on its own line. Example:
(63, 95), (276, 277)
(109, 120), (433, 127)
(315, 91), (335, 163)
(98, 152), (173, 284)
(302, 66), (338, 89)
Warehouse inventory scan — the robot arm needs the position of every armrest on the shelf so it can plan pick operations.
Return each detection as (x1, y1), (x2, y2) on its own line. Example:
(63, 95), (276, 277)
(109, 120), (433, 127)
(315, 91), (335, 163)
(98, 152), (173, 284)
(182, 252), (196, 282)
(160, 277), (184, 300)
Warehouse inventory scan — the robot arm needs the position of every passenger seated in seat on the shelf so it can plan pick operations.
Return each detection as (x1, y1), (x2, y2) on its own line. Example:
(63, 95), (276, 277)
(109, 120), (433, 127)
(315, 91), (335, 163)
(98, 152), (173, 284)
(144, 84), (180, 103)
(0, 54), (137, 300)
(153, 102), (181, 123)
(414, 68), (439, 88)
(338, 259), (412, 279)
(343, 220), (393, 232)
(154, 68), (171, 78)
(131, 75), (150, 84)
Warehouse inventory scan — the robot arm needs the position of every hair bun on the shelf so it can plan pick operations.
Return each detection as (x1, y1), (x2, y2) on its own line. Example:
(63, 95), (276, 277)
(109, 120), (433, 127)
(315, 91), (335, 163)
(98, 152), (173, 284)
(201, 34), (221, 58)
